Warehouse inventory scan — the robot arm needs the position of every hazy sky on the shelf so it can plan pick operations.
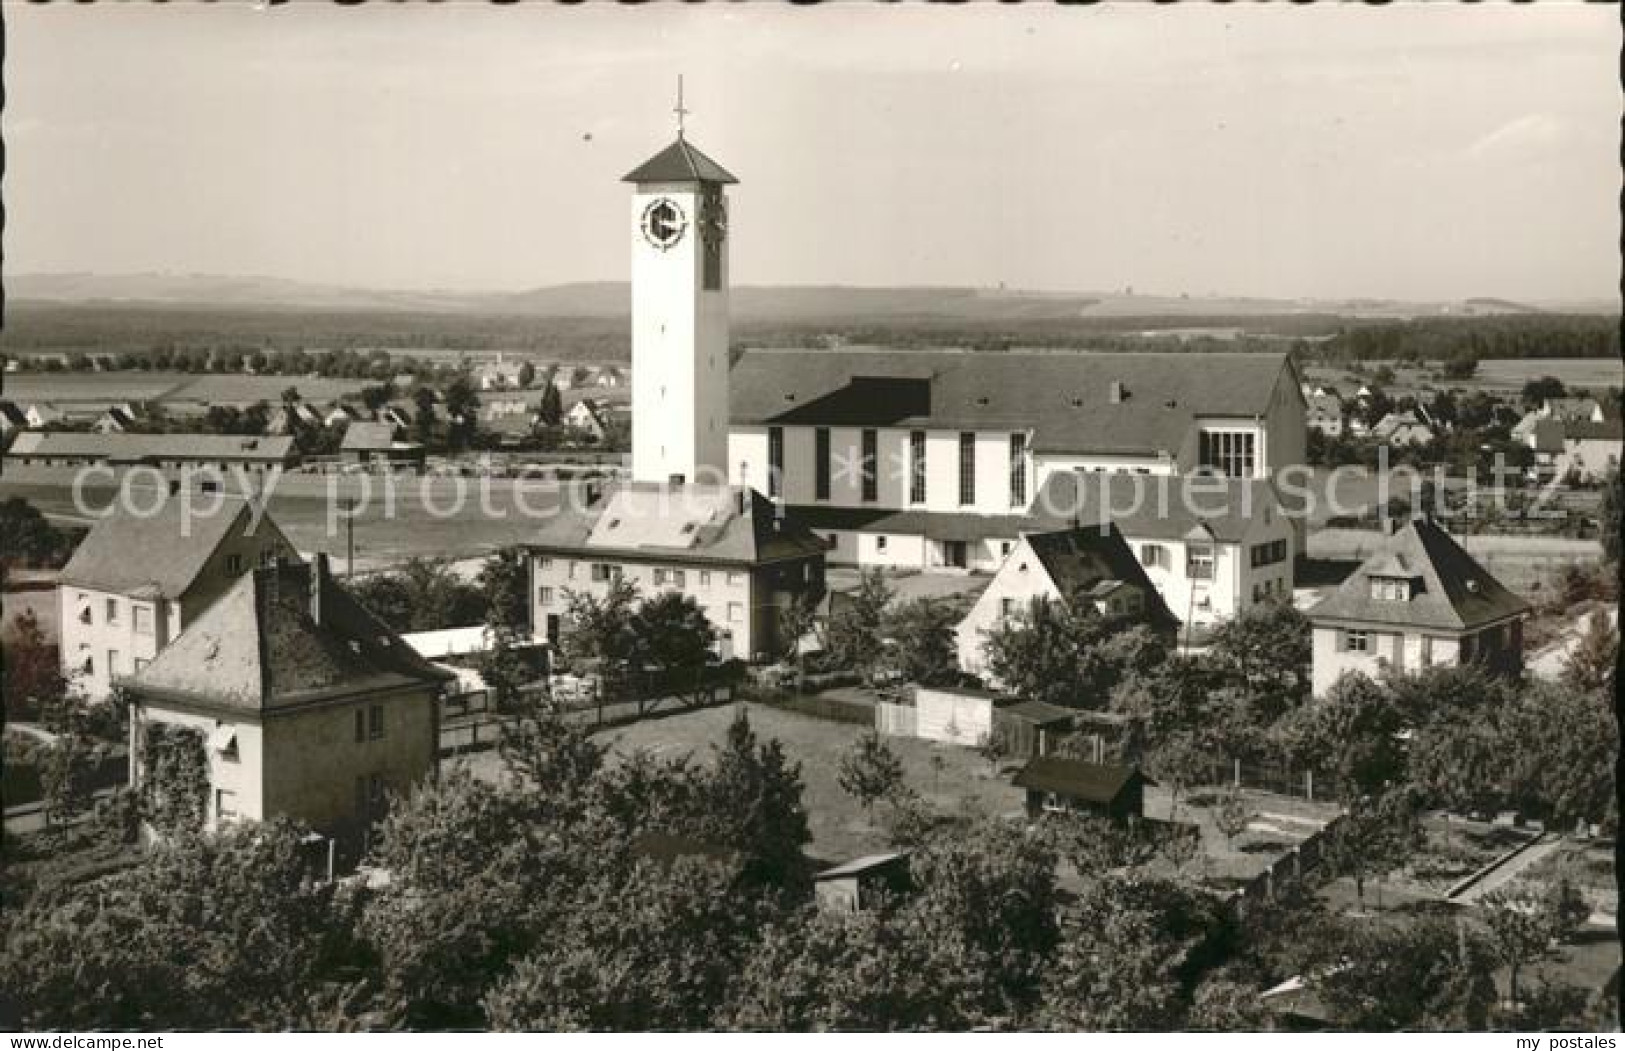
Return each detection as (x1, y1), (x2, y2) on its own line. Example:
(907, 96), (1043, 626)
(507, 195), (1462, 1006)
(8, 3), (1620, 301)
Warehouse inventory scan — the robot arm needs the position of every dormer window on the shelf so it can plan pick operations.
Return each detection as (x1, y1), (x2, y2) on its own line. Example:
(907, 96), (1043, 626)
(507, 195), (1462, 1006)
(1370, 575), (1412, 602)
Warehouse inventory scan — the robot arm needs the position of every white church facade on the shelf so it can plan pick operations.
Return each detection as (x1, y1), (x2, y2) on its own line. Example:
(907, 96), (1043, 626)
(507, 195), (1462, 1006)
(725, 347), (1309, 614)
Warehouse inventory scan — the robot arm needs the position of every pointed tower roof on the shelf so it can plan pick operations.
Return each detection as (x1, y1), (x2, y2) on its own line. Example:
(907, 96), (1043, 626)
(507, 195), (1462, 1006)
(622, 137), (738, 185)
(130, 558), (452, 714)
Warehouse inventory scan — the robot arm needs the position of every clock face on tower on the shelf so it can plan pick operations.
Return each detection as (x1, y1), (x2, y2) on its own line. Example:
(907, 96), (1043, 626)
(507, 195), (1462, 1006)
(640, 198), (687, 250)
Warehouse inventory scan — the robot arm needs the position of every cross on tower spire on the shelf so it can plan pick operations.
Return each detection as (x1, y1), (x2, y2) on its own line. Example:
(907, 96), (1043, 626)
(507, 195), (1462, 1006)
(674, 74), (689, 138)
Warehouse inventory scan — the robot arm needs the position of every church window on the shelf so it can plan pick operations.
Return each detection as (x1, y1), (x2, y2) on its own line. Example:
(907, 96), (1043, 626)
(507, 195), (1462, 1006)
(958, 432), (976, 506)
(909, 431), (927, 503)
(814, 428), (831, 500)
(768, 427), (784, 499)
(861, 430), (878, 502)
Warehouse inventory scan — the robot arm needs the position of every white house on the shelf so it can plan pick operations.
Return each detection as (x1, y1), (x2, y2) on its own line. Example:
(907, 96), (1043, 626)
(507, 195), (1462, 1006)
(955, 521), (1180, 680)
(566, 398), (609, 441)
(1025, 470), (1299, 630)
(1369, 411), (1436, 447)
(57, 500), (300, 702)
(1307, 517), (1529, 696)
(127, 556), (452, 864)
(727, 348), (1307, 572)
(1305, 393), (1345, 437)
(528, 483), (828, 663)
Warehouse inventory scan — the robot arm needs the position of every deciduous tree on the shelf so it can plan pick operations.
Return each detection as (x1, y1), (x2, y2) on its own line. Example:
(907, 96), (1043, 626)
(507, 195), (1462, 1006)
(837, 731), (906, 821)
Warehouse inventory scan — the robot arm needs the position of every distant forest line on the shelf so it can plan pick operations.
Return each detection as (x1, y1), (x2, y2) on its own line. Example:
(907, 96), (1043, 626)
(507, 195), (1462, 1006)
(0, 301), (1616, 367)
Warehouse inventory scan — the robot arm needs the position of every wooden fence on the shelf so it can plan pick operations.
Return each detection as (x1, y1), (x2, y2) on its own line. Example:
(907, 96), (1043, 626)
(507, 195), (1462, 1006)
(437, 672), (740, 757)
(874, 701), (918, 738)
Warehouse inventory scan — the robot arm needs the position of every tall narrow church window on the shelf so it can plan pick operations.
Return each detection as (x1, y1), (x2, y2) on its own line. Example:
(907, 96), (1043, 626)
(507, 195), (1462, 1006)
(909, 430), (927, 504)
(958, 432), (977, 506)
(768, 427), (784, 499)
(814, 428), (831, 500)
(861, 429), (878, 503)
(1009, 432), (1027, 506)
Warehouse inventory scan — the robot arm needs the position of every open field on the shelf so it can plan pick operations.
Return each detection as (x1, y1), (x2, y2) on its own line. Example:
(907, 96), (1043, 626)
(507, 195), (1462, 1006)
(1305, 357), (1623, 396)
(0, 476), (566, 572)
(1472, 357), (1624, 392)
(2, 370), (367, 406)
(1309, 527), (1602, 593)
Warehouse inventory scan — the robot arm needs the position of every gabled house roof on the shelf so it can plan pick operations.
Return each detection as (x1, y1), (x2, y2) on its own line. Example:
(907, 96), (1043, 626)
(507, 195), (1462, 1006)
(341, 421), (409, 452)
(1027, 470), (1297, 544)
(1019, 523), (1181, 634)
(130, 557), (452, 714)
(1543, 397), (1603, 423)
(61, 500), (289, 601)
(5, 431), (296, 464)
(730, 348), (1296, 460)
(622, 136), (738, 185)
(1013, 756), (1148, 803)
(528, 482), (827, 566)
(1306, 517), (1530, 632)
(815, 852), (909, 881)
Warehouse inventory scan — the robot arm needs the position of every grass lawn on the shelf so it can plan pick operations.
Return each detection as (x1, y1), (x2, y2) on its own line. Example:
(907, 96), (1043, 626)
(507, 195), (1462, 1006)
(456, 699), (1028, 866)
(600, 701), (1028, 866)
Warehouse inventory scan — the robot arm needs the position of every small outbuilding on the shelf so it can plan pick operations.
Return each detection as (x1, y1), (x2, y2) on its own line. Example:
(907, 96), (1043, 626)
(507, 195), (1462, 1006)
(994, 699), (1076, 759)
(1012, 756), (1149, 823)
(813, 851), (911, 913)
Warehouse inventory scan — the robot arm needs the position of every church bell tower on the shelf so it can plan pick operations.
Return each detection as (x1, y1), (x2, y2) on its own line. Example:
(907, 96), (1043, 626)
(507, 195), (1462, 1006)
(623, 83), (736, 486)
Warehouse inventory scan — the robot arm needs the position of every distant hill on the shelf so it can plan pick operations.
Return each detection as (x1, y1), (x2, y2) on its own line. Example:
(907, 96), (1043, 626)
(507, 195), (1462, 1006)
(7, 272), (1610, 324)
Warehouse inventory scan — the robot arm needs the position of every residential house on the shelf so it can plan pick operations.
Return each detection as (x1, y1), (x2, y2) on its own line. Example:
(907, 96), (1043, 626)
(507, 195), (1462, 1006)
(1514, 399), (1621, 483)
(566, 398), (609, 441)
(1369, 411), (1436, 447)
(5, 432), (298, 473)
(263, 401), (322, 437)
(955, 521), (1180, 680)
(1307, 516), (1530, 696)
(126, 555), (453, 863)
(475, 353), (535, 390)
(527, 481), (828, 662)
(1305, 393), (1345, 437)
(728, 348), (1307, 571)
(93, 404), (142, 434)
(1552, 418), (1622, 482)
(1012, 756), (1150, 823)
(58, 500), (300, 701)
(0, 400), (27, 437)
(1025, 470), (1299, 629)
(340, 421), (425, 470)
(545, 365), (575, 392)
(323, 403), (363, 429)
(377, 404), (415, 432)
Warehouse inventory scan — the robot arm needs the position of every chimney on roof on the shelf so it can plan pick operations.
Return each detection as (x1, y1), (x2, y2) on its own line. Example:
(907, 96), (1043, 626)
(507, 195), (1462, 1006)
(311, 552), (330, 626)
(1109, 381), (1126, 404)
(736, 489), (747, 516)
